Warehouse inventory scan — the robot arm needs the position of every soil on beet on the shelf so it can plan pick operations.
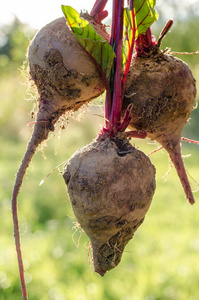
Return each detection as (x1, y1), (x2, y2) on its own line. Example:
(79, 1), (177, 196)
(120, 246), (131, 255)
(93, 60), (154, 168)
(63, 134), (156, 275)
(28, 17), (106, 115)
(122, 49), (197, 204)
(29, 47), (104, 113)
(30, 49), (99, 111)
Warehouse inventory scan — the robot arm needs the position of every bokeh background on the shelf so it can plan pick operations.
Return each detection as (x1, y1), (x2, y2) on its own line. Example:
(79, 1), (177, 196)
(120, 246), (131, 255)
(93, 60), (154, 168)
(1, 1), (199, 299)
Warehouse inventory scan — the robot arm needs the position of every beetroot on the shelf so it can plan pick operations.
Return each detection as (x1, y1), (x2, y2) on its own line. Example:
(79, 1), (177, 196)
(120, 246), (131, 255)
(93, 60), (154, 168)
(123, 48), (197, 204)
(11, 13), (108, 299)
(28, 16), (107, 114)
(63, 133), (156, 276)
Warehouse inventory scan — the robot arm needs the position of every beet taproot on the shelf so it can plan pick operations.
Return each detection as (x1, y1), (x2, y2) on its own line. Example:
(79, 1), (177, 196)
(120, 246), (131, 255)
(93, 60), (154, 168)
(12, 14), (108, 298)
(63, 133), (156, 276)
(123, 48), (197, 204)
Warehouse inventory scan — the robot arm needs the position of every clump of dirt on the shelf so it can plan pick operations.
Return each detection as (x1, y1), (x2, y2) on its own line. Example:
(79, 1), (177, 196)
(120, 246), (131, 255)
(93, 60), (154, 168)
(30, 49), (101, 113)
(63, 134), (156, 275)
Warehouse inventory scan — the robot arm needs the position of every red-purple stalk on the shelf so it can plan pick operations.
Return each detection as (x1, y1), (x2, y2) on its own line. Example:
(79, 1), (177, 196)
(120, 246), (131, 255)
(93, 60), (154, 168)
(104, 0), (118, 122)
(135, 27), (156, 56)
(90, 0), (108, 23)
(135, 19), (174, 56)
(103, 0), (137, 135)
(108, 0), (124, 131)
(122, 0), (135, 93)
(90, 0), (149, 138)
(90, 0), (147, 138)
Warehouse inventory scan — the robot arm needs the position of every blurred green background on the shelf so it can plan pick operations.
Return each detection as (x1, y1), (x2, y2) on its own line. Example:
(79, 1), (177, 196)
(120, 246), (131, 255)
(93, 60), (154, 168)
(1, 3), (199, 300)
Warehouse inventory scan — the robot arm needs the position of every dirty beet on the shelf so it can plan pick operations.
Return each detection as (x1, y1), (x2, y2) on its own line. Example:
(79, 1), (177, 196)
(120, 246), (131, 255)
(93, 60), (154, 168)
(29, 16), (107, 113)
(123, 48), (197, 204)
(63, 134), (156, 275)
(11, 13), (109, 297)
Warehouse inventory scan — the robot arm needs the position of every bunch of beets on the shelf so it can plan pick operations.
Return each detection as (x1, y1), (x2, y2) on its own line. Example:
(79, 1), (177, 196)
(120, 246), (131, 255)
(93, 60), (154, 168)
(11, 0), (197, 299)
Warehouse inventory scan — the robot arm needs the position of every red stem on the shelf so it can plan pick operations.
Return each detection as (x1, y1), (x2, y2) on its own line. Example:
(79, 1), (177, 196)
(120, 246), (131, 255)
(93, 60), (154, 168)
(122, 0), (136, 94)
(157, 19), (173, 47)
(110, 0), (117, 47)
(93, 10), (108, 23)
(104, 0), (136, 133)
(135, 27), (156, 57)
(146, 27), (153, 45)
(105, 0), (118, 126)
(109, 0), (124, 129)
(90, 0), (108, 16)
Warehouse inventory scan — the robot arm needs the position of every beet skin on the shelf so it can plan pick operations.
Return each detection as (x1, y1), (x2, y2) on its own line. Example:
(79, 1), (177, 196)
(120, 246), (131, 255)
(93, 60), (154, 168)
(63, 134), (156, 276)
(123, 49), (197, 204)
(28, 16), (107, 114)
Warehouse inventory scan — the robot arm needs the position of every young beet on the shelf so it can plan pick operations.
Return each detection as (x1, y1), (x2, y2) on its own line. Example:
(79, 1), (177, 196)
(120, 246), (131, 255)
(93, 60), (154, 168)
(63, 133), (156, 276)
(123, 47), (197, 204)
(12, 12), (108, 299)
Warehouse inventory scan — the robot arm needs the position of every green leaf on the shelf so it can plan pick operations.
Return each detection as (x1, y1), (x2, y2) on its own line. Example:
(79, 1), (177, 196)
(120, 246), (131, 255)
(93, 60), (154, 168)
(123, 7), (135, 76)
(134, 0), (159, 38)
(122, 0), (158, 77)
(61, 5), (115, 81)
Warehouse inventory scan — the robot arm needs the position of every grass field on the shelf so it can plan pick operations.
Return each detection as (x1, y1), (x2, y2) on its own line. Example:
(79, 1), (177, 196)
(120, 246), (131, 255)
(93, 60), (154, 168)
(1, 72), (199, 300)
